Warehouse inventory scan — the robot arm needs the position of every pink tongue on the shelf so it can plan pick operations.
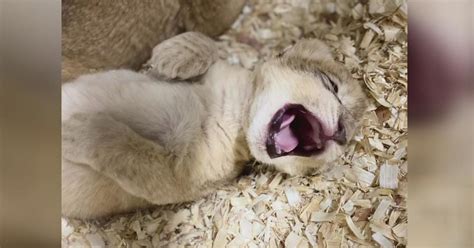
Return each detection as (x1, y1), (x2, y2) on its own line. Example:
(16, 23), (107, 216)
(274, 114), (298, 153)
(280, 114), (295, 128)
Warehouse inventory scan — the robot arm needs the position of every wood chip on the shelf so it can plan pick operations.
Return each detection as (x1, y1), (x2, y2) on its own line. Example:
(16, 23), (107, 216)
(311, 211), (337, 222)
(372, 199), (391, 224)
(364, 22), (383, 36)
(285, 187), (301, 207)
(372, 232), (394, 248)
(360, 30), (375, 49)
(285, 232), (305, 248)
(213, 229), (228, 248)
(392, 222), (407, 238)
(383, 25), (400, 41)
(379, 164), (399, 189)
(351, 166), (376, 187)
(345, 215), (366, 240)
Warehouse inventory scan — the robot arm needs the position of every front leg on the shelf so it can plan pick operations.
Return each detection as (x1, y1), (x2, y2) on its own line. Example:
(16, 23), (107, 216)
(146, 32), (218, 80)
(62, 113), (216, 204)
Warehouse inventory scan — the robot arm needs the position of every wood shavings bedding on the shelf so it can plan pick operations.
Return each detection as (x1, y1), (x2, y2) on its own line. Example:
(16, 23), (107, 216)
(62, 0), (407, 247)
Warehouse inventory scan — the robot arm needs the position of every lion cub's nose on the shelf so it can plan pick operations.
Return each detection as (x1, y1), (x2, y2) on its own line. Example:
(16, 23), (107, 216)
(332, 118), (346, 145)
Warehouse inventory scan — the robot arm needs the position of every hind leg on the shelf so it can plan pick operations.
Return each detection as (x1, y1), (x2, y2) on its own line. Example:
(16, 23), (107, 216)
(62, 159), (151, 219)
(62, 112), (221, 207)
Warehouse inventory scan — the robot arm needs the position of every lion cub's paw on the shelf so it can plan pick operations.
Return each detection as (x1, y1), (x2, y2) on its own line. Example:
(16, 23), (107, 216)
(147, 32), (218, 80)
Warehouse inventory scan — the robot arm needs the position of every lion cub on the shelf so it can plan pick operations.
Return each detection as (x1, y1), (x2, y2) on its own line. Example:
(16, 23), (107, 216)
(62, 32), (367, 218)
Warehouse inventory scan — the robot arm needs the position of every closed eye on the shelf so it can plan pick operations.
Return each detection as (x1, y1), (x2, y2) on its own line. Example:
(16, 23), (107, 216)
(318, 72), (342, 103)
(329, 77), (338, 93)
(318, 72), (339, 94)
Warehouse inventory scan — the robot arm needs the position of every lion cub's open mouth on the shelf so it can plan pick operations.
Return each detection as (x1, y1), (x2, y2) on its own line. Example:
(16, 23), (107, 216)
(266, 104), (346, 158)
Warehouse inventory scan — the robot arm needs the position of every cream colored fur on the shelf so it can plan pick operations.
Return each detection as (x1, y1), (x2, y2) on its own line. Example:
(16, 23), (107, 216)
(62, 32), (367, 219)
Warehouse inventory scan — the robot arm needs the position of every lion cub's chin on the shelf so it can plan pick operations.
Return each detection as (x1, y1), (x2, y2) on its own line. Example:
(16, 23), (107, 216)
(249, 140), (344, 176)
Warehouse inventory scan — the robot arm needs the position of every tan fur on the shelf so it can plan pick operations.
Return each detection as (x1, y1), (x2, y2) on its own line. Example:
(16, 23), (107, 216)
(62, 0), (245, 82)
(146, 32), (218, 80)
(62, 33), (367, 219)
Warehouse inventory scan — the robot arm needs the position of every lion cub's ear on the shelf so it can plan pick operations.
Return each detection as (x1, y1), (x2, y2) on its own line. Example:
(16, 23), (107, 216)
(279, 39), (333, 61)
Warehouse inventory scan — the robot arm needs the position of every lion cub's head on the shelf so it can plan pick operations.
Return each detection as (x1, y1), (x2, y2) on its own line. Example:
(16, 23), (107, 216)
(246, 39), (368, 175)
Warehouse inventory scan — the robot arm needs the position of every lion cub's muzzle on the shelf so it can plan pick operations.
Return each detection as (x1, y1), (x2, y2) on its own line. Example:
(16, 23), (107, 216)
(266, 104), (346, 158)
